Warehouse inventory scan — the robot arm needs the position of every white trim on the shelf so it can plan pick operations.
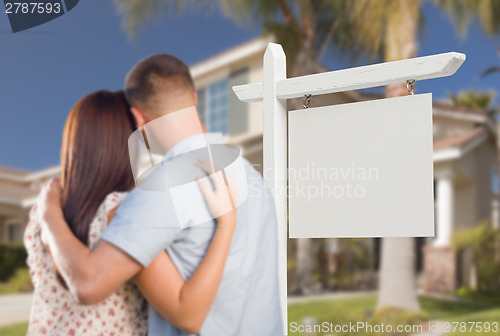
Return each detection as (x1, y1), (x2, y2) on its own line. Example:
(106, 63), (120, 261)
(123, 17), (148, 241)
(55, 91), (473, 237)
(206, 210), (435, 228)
(26, 166), (61, 181)
(233, 83), (263, 103)
(433, 148), (461, 162)
(0, 196), (22, 207)
(461, 130), (488, 156)
(0, 166), (61, 183)
(0, 195), (37, 209)
(433, 129), (488, 162)
(21, 197), (38, 208)
(434, 170), (455, 246)
(194, 68), (230, 90)
(433, 108), (487, 123)
(190, 36), (273, 80)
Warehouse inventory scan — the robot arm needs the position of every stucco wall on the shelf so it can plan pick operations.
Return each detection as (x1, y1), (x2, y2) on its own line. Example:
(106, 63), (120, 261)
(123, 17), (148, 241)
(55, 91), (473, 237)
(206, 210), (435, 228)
(472, 140), (497, 223)
(448, 139), (496, 229)
(454, 179), (476, 229)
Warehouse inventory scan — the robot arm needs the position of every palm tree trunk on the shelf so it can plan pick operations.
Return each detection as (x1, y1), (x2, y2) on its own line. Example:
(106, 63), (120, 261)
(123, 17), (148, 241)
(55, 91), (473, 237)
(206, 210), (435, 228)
(377, 238), (420, 311)
(377, 1), (421, 312)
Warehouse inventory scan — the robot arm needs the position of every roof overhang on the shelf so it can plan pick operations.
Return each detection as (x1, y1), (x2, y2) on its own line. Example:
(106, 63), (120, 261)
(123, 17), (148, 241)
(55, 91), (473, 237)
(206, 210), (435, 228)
(190, 36), (273, 79)
(433, 127), (489, 163)
(0, 166), (61, 183)
(0, 195), (37, 208)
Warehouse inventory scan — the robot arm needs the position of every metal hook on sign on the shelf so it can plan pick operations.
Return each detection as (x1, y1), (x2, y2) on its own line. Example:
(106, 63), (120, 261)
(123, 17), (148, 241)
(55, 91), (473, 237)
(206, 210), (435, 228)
(406, 80), (415, 95)
(303, 94), (312, 109)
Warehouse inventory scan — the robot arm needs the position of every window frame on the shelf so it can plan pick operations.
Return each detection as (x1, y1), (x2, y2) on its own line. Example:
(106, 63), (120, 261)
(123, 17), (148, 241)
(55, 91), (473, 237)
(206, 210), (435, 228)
(197, 78), (229, 135)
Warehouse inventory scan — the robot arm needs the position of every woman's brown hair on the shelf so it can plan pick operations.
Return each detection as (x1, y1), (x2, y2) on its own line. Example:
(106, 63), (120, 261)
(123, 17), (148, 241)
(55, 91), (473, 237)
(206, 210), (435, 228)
(60, 90), (136, 245)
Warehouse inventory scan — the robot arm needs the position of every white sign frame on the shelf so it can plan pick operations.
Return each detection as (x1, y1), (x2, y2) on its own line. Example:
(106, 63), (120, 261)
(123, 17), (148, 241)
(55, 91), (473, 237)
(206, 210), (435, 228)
(232, 43), (465, 335)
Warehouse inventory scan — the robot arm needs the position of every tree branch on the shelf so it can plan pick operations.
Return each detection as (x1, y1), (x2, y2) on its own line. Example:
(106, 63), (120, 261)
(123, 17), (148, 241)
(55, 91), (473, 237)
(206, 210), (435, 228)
(277, 0), (295, 27)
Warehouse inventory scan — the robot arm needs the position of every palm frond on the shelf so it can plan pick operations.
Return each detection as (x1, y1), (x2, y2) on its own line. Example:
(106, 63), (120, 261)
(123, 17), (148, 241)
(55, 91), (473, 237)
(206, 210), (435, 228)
(113, 0), (218, 37)
(479, 66), (500, 79)
(447, 89), (496, 110)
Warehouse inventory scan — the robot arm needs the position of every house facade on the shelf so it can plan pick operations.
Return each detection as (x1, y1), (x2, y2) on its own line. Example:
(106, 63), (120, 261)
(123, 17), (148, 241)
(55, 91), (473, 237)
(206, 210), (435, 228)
(0, 37), (497, 293)
(0, 165), (60, 242)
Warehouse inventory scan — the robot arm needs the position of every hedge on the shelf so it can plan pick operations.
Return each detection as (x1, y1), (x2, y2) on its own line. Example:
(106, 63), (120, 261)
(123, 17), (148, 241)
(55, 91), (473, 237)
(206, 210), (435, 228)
(0, 244), (28, 282)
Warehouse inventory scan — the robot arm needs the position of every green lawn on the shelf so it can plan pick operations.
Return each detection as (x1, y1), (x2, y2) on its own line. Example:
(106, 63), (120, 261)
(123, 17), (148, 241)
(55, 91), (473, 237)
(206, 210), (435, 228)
(0, 282), (9, 294)
(1, 295), (498, 336)
(0, 323), (28, 336)
(288, 295), (500, 335)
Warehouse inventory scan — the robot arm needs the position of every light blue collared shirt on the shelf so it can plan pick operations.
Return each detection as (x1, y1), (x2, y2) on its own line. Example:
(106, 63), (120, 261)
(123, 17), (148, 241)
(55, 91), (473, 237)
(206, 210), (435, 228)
(101, 133), (283, 336)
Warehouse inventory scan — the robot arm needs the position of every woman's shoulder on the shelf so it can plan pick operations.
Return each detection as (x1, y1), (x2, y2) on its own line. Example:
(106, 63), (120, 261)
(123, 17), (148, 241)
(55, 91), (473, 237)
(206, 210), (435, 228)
(88, 191), (129, 247)
(102, 191), (129, 213)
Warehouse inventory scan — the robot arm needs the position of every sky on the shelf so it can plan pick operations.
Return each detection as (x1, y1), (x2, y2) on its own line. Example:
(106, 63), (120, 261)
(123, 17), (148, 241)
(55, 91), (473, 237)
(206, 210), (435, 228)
(1, 0), (499, 171)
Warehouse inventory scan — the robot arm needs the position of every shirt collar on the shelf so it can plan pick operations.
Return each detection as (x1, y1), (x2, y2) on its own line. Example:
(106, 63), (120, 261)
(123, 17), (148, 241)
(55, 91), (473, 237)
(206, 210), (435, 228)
(164, 132), (224, 161)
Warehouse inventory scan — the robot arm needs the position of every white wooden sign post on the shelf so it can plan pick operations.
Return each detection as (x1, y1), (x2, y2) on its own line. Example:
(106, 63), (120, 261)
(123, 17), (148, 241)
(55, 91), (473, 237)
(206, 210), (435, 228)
(232, 43), (465, 335)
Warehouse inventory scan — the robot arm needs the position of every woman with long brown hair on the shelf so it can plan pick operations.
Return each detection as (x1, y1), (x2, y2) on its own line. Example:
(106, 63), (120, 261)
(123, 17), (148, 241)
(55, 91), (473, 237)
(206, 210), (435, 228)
(24, 90), (237, 335)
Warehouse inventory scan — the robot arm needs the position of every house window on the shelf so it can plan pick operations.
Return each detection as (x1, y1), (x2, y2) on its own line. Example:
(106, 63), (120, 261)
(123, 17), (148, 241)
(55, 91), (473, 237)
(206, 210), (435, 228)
(7, 225), (16, 242)
(197, 78), (229, 134)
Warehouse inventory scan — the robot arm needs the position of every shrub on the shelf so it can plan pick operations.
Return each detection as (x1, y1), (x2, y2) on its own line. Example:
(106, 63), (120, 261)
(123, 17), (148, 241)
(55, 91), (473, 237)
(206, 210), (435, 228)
(456, 287), (500, 305)
(453, 221), (500, 292)
(0, 244), (28, 282)
(6, 268), (33, 293)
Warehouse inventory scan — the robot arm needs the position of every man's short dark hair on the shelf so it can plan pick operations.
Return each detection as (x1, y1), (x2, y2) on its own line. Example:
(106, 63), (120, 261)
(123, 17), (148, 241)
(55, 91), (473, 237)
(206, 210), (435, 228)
(125, 54), (194, 110)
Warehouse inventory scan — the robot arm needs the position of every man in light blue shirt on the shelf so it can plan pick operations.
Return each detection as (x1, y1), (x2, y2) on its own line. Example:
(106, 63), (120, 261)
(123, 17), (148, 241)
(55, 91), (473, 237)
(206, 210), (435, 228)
(39, 54), (283, 335)
(103, 130), (282, 336)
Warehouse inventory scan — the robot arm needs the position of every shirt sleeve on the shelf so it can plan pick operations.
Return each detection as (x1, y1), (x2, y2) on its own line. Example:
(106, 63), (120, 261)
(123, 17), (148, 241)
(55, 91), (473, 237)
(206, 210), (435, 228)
(100, 177), (182, 267)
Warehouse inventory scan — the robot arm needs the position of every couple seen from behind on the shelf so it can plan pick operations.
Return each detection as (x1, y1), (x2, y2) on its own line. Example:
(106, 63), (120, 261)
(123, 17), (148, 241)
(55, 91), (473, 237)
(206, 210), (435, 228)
(24, 54), (283, 336)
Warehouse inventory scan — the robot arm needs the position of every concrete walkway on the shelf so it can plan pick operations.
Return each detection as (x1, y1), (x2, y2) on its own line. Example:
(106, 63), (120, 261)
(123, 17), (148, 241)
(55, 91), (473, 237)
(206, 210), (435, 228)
(0, 293), (32, 327)
(0, 291), (373, 328)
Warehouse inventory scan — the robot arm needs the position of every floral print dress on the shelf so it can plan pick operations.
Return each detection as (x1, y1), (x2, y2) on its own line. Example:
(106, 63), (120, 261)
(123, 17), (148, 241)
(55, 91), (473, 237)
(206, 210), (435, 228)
(24, 192), (148, 336)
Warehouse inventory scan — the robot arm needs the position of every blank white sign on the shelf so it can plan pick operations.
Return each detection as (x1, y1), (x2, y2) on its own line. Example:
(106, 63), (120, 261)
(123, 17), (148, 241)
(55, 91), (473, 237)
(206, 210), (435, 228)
(288, 94), (435, 238)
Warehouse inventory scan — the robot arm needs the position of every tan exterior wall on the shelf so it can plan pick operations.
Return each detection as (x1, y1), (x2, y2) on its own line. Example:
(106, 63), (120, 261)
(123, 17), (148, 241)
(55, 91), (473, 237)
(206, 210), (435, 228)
(440, 139), (496, 230)
(454, 179), (476, 229)
(472, 140), (497, 223)
(243, 150), (263, 175)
